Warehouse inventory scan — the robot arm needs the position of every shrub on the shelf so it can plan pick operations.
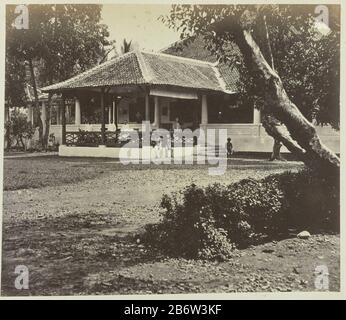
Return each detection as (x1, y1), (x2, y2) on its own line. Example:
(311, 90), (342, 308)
(205, 178), (286, 246)
(143, 185), (235, 260)
(6, 110), (35, 150)
(264, 170), (339, 232)
(143, 169), (339, 260)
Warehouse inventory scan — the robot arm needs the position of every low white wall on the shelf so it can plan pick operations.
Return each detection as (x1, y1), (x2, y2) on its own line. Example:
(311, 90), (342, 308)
(54, 123), (340, 154)
(59, 145), (194, 160)
(201, 123), (340, 153)
(59, 145), (120, 158)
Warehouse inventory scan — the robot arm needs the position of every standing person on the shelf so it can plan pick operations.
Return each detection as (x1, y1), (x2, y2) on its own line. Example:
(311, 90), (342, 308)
(226, 138), (233, 158)
(153, 136), (163, 159)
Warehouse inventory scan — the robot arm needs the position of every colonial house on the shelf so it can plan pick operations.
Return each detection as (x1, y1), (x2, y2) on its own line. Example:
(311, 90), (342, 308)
(39, 38), (339, 158)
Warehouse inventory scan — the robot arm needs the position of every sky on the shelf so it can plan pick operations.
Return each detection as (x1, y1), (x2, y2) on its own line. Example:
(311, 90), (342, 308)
(101, 4), (181, 54)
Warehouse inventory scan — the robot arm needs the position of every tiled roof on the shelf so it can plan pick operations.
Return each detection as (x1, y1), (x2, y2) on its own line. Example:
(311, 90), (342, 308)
(161, 36), (240, 92)
(42, 51), (232, 94)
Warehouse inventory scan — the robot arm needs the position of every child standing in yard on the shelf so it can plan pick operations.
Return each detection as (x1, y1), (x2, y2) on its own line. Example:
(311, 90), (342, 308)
(226, 138), (233, 158)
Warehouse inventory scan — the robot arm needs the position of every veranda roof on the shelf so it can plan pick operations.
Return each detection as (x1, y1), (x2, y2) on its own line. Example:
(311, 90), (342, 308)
(41, 51), (234, 94)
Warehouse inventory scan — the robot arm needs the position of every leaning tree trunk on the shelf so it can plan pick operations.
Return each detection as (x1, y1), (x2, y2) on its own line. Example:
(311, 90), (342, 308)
(218, 14), (340, 175)
(260, 14), (284, 161)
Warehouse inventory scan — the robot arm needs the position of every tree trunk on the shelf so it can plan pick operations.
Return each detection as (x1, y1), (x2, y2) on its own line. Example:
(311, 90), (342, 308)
(269, 139), (283, 161)
(19, 136), (26, 151)
(4, 114), (11, 151)
(260, 14), (283, 161)
(217, 14), (340, 175)
(28, 58), (43, 148)
(43, 93), (52, 150)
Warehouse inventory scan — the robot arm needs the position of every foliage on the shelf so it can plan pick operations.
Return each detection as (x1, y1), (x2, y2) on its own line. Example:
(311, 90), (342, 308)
(143, 169), (339, 260)
(258, 6), (340, 128)
(5, 55), (26, 109)
(162, 4), (340, 128)
(144, 185), (235, 260)
(6, 109), (35, 150)
(6, 4), (112, 147)
(265, 170), (339, 231)
(6, 4), (111, 86)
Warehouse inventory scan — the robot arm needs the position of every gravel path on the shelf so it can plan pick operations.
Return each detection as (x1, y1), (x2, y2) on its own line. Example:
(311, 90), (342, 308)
(2, 159), (339, 295)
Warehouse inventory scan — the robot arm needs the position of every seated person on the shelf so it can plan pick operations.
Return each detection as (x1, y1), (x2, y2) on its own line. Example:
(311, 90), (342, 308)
(135, 111), (143, 124)
(119, 121), (133, 141)
(121, 120), (135, 131)
(172, 117), (181, 130)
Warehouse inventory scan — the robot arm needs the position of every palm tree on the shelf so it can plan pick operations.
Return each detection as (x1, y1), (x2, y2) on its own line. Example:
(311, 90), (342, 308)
(121, 39), (133, 54)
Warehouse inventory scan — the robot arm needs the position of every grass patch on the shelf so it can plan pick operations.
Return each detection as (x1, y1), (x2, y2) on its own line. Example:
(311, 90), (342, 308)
(3, 155), (303, 191)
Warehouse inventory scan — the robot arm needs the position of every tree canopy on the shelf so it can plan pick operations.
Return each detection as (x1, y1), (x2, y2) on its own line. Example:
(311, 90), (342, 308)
(6, 4), (111, 102)
(163, 4), (340, 172)
(163, 4), (340, 129)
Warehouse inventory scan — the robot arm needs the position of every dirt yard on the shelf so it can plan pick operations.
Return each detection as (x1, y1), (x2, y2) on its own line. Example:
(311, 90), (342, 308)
(1, 155), (339, 295)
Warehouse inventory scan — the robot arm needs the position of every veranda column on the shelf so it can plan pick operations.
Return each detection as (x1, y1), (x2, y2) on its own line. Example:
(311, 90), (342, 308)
(145, 93), (150, 121)
(61, 97), (66, 145)
(66, 104), (71, 124)
(112, 100), (116, 125)
(253, 107), (261, 124)
(75, 97), (81, 125)
(41, 101), (47, 137)
(153, 96), (160, 127)
(100, 89), (106, 145)
(108, 105), (112, 124)
(201, 94), (208, 125)
(28, 105), (34, 124)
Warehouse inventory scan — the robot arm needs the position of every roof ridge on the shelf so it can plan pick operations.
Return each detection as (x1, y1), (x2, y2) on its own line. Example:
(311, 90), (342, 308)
(158, 37), (187, 53)
(135, 51), (154, 83)
(140, 50), (232, 93)
(212, 65), (236, 94)
(140, 50), (215, 67)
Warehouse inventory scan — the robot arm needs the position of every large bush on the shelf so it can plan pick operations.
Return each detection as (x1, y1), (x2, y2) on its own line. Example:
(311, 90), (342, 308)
(5, 109), (35, 150)
(143, 169), (339, 260)
(266, 170), (339, 231)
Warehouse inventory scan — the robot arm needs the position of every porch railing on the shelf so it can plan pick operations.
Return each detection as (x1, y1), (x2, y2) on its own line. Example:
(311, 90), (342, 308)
(65, 129), (197, 147)
(65, 130), (121, 147)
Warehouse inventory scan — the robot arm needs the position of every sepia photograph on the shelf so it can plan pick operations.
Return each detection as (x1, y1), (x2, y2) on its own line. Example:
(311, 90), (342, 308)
(0, 1), (341, 298)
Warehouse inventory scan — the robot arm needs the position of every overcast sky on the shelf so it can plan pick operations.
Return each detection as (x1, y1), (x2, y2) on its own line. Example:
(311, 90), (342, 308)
(101, 4), (181, 53)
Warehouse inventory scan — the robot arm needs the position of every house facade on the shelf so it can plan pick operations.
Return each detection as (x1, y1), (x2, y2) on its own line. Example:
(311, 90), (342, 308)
(38, 39), (339, 157)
